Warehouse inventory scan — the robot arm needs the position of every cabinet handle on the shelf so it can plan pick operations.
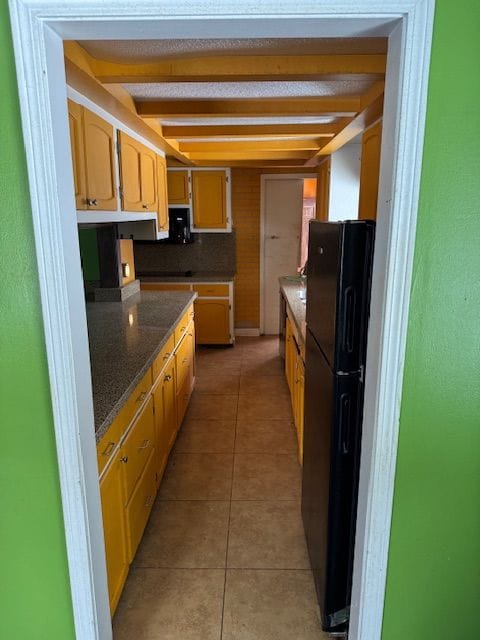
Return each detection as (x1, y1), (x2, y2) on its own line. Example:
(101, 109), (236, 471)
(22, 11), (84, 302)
(145, 495), (154, 508)
(188, 332), (193, 337)
(120, 455), (129, 464)
(163, 352), (171, 360)
(138, 439), (150, 450)
(142, 203), (148, 209)
(86, 198), (98, 206)
(101, 441), (115, 457)
(181, 326), (186, 332)
(164, 374), (172, 382)
(189, 312), (194, 317)
(182, 358), (188, 364)
(136, 391), (147, 403)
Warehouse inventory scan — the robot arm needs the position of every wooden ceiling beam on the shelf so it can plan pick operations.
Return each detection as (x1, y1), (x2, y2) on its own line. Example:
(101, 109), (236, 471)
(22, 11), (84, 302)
(185, 150), (314, 161)
(180, 159), (309, 167)
(178, 139), (325, 152)
(136, 98), (360, 118)
(86, 53), (386, 83)
(162, 123), (340, 138)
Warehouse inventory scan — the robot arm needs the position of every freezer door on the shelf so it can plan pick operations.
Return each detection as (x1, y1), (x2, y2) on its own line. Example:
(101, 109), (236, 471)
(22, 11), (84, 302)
(301, 330), (364, 632)
(306, 220), (375, 373)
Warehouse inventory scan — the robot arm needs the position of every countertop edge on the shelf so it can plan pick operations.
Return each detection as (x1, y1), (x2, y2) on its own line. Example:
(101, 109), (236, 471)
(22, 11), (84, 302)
(94, 291), (197, 442)
(279, 277), (307, 345)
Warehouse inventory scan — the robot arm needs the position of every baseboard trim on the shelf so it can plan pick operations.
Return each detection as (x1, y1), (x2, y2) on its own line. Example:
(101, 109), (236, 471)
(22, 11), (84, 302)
(235, 328), (261, 337)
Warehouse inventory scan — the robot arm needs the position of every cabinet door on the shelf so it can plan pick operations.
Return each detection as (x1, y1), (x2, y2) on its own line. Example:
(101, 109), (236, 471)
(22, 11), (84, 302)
(99, 452), (129, 616)
(83, 108), (117, 210)
(156, 155), (169, 231)
(285, 317), (295, 393)
(167, 170), (189, 204)
(125, 447), (157, 561)
(192, 170), (227, 229)
(153, 361), (176, 486)
(194, 299), (230, 344)
(67, 100), (86, 210)
(118, 131), (142, 211)
(140, 146), (157, 211)
(358, 120), (382, 221)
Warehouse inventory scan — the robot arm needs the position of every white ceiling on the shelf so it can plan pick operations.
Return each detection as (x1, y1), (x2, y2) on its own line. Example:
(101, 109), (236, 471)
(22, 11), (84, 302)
(80, 37), (387, 63)
(124, 78), (375, 100)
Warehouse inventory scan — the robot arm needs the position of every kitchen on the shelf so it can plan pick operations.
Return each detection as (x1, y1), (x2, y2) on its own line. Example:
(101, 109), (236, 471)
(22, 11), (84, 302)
(68, 36), (381, 640)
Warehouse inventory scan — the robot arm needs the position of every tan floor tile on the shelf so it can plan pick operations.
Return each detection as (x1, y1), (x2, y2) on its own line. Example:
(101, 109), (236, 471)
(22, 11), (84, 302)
(175, 419), (236, 453)
(235, 419), (297, 454)
(195, 373), (240, 395)
(113, 568), (225, 640)
(239, 374), (289, 396)
(241, 356), (285, 377)
(232, 454), (301, 500)
(134, 500), (229, 569)
(227, 501), (310, 569)
(237, 393), (292, 421)
(159, 453), (233, 500)
(195, 358), (243, 376)
(222, 569), (325, 640)
(186, 393), (238, 420)
(196, 346), (243, 364)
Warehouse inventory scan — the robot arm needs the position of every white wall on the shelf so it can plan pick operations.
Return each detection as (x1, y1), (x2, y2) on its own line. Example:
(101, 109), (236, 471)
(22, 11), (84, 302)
(328, 142), (361, 221)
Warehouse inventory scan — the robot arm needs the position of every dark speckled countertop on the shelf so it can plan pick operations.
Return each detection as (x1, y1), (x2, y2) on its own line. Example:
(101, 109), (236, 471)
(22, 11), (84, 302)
(279, 277), (307, 344)
(87, 290), (196, 441)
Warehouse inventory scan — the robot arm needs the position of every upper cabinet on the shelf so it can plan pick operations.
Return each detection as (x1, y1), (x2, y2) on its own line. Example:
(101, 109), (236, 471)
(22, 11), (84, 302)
(118, 131), (158, 213)
(358, 120), (383, 221)
(167, 168), (231, 232)
(156, 156), (169, 232)
(315, 157), (331, 222)
(167, 170), (189, 204)
(83, 108), (117, 211)
(67, 100), (87, 210)
(191, 170), (227, 229)
(68, 100), (117, 211)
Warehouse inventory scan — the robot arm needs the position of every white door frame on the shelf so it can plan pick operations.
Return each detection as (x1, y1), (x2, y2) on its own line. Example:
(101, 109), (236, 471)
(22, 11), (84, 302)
(8, 2), (435, 639)
(260, 173), (317, 334)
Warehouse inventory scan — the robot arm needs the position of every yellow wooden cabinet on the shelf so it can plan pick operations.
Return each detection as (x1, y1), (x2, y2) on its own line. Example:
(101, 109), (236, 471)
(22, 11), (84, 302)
(167, 170), (189, 204)
(293, 353), (305, 465)
(119, 132), (158, 212)
(194, 299), (230, 344)
(285, 316), (297, 394)
(67, 99), (86, 210)
(152, 360), (176, 487)
(191, 170), (227, 229)
(125, 447), (157, 561)
(99, 451), (129, 615)
(156, 155), (169, 231)
(83, 107), (117, 210)
(358, 120), (383, 221)
(316, 157), (331, 221)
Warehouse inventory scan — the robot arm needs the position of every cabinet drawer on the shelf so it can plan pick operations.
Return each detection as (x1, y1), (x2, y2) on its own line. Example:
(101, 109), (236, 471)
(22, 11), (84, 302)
(174, 305), (194, 344)
(194, 284), (229, 297)
(121, 395), (155, 502)
(152, 334), (175, 382)
(141, 283), (192, 292)
(125, 447), (157, 561)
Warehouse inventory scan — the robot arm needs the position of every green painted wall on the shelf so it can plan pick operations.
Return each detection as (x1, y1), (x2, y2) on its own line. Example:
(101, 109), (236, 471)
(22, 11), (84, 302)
(382, 2), (480, 638)
(0, 5), (75, 640)
(79, 228), (100, 281)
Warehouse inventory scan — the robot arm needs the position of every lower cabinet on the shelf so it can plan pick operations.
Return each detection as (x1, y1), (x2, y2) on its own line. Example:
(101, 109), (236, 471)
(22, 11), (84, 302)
(99, 451), (129, 615)
(195, 299), (230, 344)
(98, 306), (196, 616)
(285, 315), (305, 465)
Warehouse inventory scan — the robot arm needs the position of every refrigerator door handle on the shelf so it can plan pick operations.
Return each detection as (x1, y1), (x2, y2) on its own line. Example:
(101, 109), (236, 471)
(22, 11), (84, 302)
(342, 286), (356, 354)
(338, 393), (352, 455)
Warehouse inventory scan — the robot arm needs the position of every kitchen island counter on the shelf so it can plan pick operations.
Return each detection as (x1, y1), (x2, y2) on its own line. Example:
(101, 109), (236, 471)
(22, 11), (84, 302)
(87, 290), (196, 441)
(279, 277), (307, 345)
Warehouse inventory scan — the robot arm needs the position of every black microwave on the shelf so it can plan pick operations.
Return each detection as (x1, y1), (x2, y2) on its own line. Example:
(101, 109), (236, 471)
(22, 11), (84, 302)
(168, 208), (194, 244)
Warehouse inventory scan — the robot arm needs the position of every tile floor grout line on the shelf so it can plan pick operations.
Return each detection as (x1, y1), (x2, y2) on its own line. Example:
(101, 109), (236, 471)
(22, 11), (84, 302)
(220, 371), (239, 640)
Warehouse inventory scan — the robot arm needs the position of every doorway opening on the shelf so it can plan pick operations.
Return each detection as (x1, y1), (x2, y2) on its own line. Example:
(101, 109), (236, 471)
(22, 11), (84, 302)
(9, 2), (434, 639)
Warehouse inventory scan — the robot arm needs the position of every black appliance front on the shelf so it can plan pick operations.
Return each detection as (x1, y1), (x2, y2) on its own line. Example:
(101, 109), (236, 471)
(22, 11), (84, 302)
(168, 207), (194, 244)
(306, 220), (375, 373)
(302, 331), (364, 633)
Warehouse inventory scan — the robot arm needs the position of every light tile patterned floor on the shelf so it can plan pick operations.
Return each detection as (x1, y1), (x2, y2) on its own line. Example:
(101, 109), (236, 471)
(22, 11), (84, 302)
(113, 336), (327, 640)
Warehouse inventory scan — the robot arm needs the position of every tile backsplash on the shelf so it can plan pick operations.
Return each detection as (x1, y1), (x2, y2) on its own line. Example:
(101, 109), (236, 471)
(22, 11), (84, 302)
(133, 232), (236, 274)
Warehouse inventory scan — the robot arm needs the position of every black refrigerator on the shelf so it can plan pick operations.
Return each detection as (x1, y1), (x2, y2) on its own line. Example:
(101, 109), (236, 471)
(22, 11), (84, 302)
(301, 220), (375, 634)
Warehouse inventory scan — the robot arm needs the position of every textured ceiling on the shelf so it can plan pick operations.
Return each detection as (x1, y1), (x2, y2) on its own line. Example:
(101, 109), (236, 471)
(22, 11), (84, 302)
(157, 116), (340, 126)
(79, 37), (387, 63)
(124, 78), (375, 100)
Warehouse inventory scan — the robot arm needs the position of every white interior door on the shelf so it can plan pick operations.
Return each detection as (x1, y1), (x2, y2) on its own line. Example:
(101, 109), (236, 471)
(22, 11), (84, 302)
(263, 178), (304, 334)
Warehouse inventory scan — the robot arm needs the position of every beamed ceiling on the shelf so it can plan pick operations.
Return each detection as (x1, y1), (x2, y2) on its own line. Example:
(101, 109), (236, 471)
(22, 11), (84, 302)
(65, 38), (386, 168)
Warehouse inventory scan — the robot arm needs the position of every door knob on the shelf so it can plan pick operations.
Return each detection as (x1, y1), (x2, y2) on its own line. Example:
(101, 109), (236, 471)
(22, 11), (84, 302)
(269, 235), (280, 239)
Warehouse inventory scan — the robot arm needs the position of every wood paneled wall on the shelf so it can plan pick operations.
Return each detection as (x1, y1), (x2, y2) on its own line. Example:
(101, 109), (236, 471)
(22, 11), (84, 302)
(231, 167), (314, 330)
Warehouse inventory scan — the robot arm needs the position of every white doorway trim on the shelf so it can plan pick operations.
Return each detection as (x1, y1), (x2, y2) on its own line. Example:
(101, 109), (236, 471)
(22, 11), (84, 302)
(260, 173), (317, 334)
(8, 2), (435, 639)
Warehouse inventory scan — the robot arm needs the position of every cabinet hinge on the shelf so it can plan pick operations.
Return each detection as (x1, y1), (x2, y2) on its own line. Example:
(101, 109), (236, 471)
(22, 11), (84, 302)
(226, 175), (229, 183)
(229, 304), (232, 310)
